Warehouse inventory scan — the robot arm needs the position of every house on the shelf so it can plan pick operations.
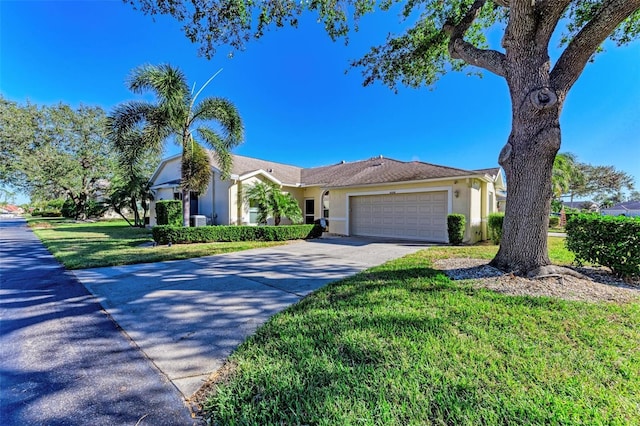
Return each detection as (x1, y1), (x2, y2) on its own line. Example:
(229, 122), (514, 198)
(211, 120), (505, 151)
(149, 153), (505, 244)
(562, 201), (599, 211)
(601, 201), (640, 217)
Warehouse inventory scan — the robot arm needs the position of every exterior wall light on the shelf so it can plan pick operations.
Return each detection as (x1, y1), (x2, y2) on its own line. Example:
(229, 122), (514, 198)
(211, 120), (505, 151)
(454, 190), (460, 198)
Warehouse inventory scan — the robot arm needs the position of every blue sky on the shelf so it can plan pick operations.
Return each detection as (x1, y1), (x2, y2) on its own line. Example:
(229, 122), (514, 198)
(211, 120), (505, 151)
(1, 0), (639, 204)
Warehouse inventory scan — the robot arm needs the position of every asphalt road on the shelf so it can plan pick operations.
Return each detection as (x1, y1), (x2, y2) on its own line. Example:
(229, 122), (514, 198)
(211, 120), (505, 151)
(0, 217), (198, 425)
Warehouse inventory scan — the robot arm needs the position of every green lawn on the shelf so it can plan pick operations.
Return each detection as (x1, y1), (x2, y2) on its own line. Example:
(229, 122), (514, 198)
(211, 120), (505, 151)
(28, 218), (287, 269)
(202, 248), (638, 425)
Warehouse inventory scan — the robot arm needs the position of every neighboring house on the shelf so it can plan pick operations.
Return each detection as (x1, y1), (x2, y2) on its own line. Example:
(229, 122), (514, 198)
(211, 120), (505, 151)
(562, 201), (598, 211)
(149, 153), (505, 244)
(601, 201), (640, 217)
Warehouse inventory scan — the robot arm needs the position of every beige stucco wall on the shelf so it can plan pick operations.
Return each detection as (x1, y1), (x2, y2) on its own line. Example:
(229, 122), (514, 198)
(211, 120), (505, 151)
(316, 177), (495, 243)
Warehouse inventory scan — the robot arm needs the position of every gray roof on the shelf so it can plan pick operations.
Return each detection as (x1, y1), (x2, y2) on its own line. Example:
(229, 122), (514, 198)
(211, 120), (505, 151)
(168, 152), (498, 188)
(222, 154), (303, 185)
(602, 201), (640, 211)
(474, 168), (501, 178)
(301, 157), (480, 187)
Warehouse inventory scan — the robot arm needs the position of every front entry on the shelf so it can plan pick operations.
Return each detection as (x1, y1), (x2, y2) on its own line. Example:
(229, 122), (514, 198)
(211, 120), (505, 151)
(305, 199), (315, 224)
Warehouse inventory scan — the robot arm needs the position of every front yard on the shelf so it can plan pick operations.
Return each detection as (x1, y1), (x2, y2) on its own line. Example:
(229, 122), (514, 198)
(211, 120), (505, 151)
(28, 218), (287, 269)
(200, 248), (639, 425)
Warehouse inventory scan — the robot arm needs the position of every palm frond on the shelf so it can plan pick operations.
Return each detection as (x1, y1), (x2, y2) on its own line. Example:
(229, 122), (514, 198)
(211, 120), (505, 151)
(106, 101), (155, 140)
(197, 127), (234, 179)
(191, 97), (244, 148)
(181, 140), (211, 194)
(128, 64), (191, 114)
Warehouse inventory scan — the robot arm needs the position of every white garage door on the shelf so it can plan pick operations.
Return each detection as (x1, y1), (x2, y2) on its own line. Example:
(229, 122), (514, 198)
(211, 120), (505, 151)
(350, 191), (448, 242)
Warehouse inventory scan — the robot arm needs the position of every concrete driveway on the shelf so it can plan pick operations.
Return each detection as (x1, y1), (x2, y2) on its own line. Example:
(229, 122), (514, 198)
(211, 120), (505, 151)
(72, 236), (432, 399)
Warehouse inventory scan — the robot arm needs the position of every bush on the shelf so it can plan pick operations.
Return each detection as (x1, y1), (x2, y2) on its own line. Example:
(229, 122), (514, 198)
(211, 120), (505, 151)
(41, 210), (62, 218)
(447, 214), (466, 245)
(549, 216), (560, 228)
(156, 200), (182, 226)
(565, 214), (640, 279)
(152, 224), (324, 244)
(488, 213), (505, 244)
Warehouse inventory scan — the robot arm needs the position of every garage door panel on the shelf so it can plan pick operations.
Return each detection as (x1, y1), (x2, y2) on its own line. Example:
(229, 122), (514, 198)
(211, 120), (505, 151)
(350, 191), (448, 243)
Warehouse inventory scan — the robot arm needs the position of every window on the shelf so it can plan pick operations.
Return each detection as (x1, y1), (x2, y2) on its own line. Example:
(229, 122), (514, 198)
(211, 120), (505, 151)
(322, 191), (330, 219)
(305, 199), (315, 224)
(249, 199), (259, 225)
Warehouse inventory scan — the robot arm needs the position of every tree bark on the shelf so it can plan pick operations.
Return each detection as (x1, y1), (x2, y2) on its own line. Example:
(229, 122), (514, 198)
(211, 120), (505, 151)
(182, 188), (190, 227)
(489, 2), (564, 275)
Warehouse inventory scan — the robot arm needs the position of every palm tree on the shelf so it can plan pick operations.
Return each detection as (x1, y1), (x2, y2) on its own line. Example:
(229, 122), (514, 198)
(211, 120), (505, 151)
(107, 64), (244, 226)
(552, 152), (578, 200)
(244, 182), (302, 225)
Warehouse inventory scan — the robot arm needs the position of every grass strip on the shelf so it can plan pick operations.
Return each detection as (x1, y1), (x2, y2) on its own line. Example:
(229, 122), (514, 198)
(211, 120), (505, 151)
(28, 218), (287, 269)
(203, 249), (638, 425)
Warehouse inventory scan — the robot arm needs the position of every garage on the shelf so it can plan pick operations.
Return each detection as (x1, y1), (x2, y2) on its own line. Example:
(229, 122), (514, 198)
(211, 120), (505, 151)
(349, 191), (448, 242)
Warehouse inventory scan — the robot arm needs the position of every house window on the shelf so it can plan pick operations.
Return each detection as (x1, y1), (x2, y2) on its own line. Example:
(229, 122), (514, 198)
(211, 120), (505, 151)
(322, 191), (330, 219)
(249, 199), (260, 225)
(489, 191), (494, 213)
(305, 199), (315, 224)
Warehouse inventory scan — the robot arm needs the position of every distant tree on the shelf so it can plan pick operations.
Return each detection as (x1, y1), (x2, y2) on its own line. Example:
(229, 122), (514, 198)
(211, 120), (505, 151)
(127, 0), (640, 276)
(629, 190), (640, 201)
(244, 182), (303, 226)
(108, 129), (160, 227)
(1, 98), (116, 219)
(582, 164), (635, 204)
(107, 64), (244, 227)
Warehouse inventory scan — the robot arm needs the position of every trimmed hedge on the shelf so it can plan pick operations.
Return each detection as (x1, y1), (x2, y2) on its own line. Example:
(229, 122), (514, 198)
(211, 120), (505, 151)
(447, 214), (466, 245)
(152, 224), (324, 244)
(565, 214), (640, 279)
(488, 213), (505, 244)
(549, 216), (560, 228)
(156, 200), (182, 226)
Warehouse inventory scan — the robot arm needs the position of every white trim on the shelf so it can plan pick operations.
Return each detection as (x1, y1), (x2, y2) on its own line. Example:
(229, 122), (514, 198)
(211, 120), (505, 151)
(238, 169), (283, 186)
(345, 186), (453, 238)
(328, 217), (346, 221)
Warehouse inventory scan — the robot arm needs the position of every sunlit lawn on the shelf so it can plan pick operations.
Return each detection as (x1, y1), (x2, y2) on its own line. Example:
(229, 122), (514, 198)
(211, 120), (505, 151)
(203, 248), (638, 425)
(28, 218), (287, 269)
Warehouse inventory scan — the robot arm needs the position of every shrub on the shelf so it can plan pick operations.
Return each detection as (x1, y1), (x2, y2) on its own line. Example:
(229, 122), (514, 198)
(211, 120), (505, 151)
(152, 224), (323, 244)
(41, 210), (62, 218)
(488, 213), (505, 244)
(156, 200), (182, 226)
(565, 214), (640, 278)
(549, 216), (560, 228)
(447, 214), (466, 245)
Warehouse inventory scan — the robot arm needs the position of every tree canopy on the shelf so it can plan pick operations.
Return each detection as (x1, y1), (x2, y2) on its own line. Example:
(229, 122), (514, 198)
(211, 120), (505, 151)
(0, 97), (117, 219)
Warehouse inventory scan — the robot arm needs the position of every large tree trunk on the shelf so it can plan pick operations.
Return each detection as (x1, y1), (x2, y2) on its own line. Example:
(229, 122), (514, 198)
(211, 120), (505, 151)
(490, 27), (563, 276)
(490, 121), (559, 275)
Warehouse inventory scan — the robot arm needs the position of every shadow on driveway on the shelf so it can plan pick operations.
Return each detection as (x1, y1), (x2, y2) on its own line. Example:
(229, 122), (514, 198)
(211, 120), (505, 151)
(72, 235), (434, 398)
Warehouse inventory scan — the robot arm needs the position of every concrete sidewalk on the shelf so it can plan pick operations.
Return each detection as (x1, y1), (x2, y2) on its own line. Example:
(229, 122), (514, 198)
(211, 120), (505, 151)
(73, 236), (432, 398)
(0, 217), (197, 425)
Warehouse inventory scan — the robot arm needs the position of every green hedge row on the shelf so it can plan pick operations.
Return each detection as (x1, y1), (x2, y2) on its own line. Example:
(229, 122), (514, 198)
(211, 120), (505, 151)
(156, 200), (182, 226)
(565, 214), (640, 279)
(447, 214), (466, 245)
(152, 224), (324, 244)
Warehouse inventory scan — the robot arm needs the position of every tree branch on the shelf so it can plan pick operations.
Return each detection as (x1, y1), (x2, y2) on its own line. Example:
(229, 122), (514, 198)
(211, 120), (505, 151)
(443, 0), (507, 77)
(551, 0), (640, 95)
(535, 1), (572, 46)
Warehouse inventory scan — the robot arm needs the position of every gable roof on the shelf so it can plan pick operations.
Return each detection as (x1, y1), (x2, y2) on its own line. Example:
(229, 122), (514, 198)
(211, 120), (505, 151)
(301, 157), (483, 187)
(221, 154), (302, 186)
(602, 201), (640, 211)
(152, 152), (500, 188)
